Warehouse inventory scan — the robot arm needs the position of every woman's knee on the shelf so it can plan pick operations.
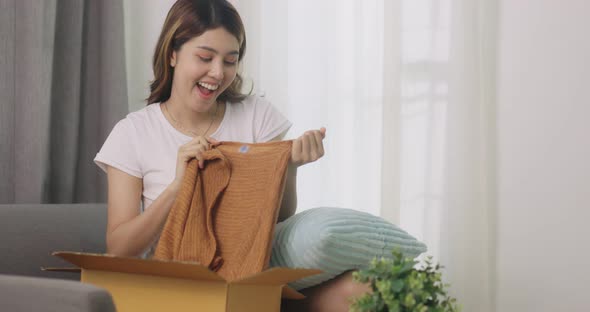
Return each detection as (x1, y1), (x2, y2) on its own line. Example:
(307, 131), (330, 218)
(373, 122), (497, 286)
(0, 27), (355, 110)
(283, 271), (372, 312)
(337, 270), (372, 301)
(314, 270), (372, 310)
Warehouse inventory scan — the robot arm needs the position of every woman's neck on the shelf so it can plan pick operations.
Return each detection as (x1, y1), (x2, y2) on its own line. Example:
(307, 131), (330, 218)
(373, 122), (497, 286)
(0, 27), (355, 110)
(161, 95), (223, 138)
(164, 95), (218, 127)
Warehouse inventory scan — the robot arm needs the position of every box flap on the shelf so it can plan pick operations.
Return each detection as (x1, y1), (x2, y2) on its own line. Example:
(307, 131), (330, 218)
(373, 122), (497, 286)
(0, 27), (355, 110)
(41, 267), (81, 273)
(226, 284), (283, 312)
(53, 251), (225, 282)
(282, 286), (306, 300)
(232, 267), (322, 285)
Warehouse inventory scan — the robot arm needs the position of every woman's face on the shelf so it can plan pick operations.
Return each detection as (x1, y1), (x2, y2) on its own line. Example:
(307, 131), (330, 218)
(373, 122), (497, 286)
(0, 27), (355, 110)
(170, 27), (240, 112)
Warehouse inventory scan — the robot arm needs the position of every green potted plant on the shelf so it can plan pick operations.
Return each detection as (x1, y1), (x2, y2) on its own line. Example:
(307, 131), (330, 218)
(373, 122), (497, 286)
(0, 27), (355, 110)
(350, 249), (461, 312)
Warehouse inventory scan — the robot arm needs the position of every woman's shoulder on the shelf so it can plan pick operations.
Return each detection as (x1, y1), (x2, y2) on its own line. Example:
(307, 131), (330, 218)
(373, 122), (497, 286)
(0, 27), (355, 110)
(126, 103), (160, 121)
(116, 103), (161, 130)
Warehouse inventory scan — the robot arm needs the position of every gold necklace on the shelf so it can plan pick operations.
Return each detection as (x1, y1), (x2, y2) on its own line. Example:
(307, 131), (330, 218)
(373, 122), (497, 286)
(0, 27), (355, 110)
(163, 102), (218, 137)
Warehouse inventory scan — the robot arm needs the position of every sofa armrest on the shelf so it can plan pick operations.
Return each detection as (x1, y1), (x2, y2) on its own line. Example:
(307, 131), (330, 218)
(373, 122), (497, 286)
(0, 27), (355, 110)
(0, 274), (116, 312)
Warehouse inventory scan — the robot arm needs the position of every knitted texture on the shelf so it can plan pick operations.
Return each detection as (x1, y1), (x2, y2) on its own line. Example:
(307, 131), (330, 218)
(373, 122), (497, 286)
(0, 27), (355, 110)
(154, 141), (292, 281)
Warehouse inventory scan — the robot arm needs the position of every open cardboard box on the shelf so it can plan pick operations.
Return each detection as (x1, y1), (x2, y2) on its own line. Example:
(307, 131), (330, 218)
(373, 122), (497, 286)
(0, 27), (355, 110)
(45, 251), (322, 312)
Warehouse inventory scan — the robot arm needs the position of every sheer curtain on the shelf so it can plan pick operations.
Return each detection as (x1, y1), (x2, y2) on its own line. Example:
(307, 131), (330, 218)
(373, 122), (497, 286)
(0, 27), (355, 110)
(237, 0), (497, 311)
(125, 0), (497, 310)
(395, 1), (497, 310)
(236, 0), (385, 217)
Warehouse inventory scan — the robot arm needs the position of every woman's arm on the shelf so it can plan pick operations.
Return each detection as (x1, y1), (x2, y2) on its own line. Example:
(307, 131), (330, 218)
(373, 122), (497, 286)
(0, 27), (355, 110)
(271, 131), (297, 222)
(273, 127), (326, 222)
(278, 164), (298, 222)
(104, 136), (218, 257)
(105, 166), (180, 257)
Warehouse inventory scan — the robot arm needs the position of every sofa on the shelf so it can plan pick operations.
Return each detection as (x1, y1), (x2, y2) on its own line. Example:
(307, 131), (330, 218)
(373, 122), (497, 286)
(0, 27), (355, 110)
(0, 203), (116, 311)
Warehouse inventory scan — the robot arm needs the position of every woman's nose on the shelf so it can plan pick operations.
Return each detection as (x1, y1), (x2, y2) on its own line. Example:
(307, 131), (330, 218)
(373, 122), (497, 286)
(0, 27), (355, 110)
(208, 61), (224, 80)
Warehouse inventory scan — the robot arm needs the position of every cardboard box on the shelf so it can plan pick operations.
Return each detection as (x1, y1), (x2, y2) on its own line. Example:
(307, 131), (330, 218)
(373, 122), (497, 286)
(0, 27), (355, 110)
(48, 251), (322, 312)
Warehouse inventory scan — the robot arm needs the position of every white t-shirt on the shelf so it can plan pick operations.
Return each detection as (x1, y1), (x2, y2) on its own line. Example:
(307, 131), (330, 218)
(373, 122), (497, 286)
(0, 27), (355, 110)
(94, 95), (292, 211)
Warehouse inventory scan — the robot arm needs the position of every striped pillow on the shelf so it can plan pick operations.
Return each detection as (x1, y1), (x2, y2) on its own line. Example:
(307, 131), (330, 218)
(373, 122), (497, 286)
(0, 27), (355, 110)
(269, 207), (427, 290)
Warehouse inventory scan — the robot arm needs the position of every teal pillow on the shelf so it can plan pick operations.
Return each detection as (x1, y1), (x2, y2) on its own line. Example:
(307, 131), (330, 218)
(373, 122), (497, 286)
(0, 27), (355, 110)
(269, 207), (427, 290)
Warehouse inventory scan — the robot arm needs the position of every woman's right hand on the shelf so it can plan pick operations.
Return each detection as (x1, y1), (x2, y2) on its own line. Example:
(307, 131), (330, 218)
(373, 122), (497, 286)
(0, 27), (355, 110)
(172, 136), (220, 188)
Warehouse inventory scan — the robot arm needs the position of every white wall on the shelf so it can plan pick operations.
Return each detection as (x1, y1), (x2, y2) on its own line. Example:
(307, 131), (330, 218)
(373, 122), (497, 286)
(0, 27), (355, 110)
(496, 1), (590, 311)
(123, 0), (175, 112)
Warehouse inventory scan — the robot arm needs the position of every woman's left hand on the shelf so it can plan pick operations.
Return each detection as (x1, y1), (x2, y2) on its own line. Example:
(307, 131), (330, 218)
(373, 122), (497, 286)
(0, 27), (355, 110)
(290, 127), (326, 167)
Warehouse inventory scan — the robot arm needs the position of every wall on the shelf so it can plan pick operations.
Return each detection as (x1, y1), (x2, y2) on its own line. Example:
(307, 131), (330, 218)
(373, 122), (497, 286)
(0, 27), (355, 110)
(496, 1), (590, 311)
(123, 0), (175, 112)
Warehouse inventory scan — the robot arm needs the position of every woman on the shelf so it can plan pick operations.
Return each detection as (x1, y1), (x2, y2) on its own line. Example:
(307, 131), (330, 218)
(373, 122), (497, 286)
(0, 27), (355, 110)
(94, 0), (369, 311)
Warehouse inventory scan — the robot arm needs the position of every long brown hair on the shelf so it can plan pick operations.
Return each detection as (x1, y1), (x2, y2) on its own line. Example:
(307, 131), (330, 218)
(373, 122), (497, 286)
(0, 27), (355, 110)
(147, 0), (247, 105)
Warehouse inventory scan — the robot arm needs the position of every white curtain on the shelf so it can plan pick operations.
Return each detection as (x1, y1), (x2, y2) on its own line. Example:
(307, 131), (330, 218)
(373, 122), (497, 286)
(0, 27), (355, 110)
(236, 0), (497, 311)
(394, 0), (497, 310)
(235, 0), (386, 217)
(124, 0), (496, 310)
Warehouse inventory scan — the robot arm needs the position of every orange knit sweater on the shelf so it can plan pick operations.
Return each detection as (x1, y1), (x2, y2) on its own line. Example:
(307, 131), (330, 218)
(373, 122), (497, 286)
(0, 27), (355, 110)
(154, 141), (292, 281)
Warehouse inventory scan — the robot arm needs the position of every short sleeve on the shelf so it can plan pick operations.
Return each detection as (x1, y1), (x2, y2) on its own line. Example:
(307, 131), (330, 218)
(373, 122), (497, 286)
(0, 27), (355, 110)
(252, 96), (292, 142)
(94, 118), (142, 178)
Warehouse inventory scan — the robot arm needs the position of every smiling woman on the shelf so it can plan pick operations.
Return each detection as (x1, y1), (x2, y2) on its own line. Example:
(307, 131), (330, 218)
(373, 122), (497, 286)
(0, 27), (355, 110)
(93, 0), (355, 311)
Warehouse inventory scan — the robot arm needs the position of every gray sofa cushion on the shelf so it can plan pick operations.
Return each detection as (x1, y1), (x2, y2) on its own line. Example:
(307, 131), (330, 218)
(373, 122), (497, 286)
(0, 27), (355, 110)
(0, 274), (116, 312)
(0, 204), (107, 280)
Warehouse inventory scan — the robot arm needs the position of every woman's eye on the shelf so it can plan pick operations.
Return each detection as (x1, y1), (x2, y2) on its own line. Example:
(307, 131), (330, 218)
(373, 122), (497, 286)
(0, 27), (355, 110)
(198, 56), (212, 62)
(224, 60), (237, 66)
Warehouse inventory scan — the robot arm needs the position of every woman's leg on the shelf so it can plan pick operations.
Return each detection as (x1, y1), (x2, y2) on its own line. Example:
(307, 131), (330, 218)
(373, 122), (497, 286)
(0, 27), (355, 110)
(281, 270), (372, 312)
